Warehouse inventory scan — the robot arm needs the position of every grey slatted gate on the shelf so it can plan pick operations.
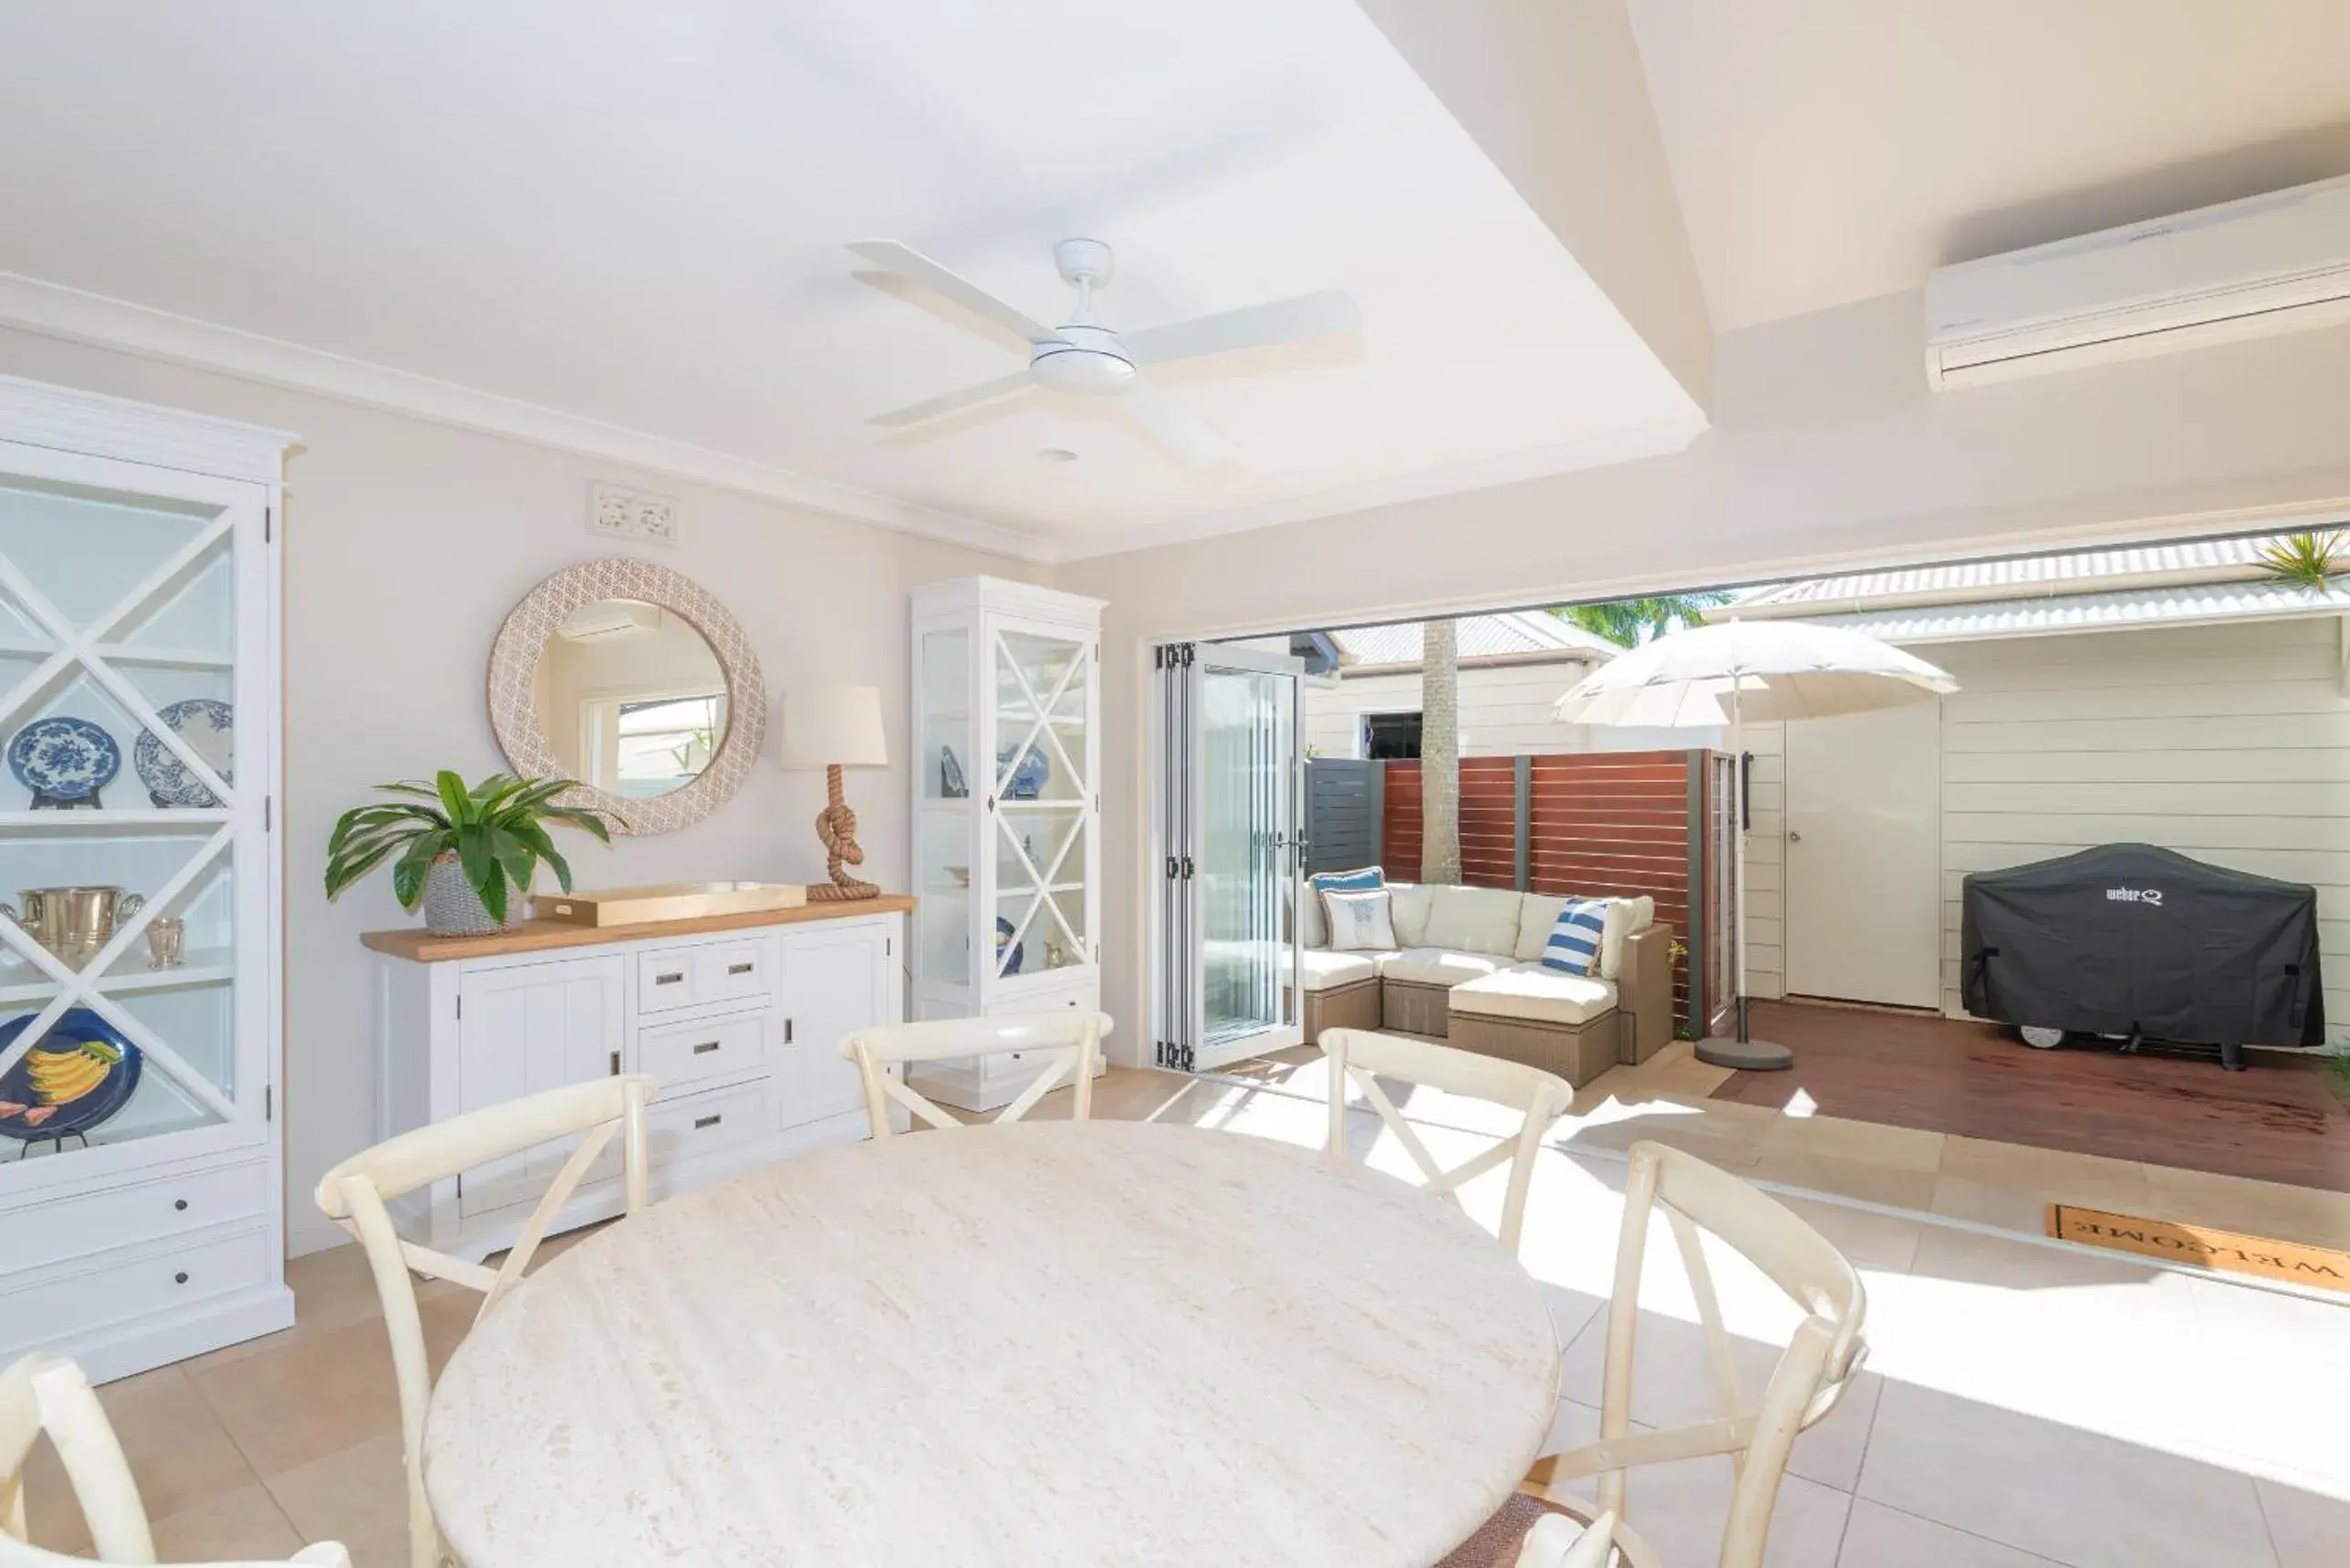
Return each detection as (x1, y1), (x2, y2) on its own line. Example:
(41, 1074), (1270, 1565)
(1304, 759), (1382, 875)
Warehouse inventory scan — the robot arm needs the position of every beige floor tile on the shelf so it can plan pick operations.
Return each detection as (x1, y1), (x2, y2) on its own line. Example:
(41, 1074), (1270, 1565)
(2255, 1478), (2350, 1568)
(1857, 1379), (2277, 1568)
(149, 1483), (307, 1563)
(2138, 1163), (2350, 1251)
(185, 1291), (474, 1479)
(1744, 1145), (1941, 1211)
(1938, 1137), (2155, 1210)
(1761, 1113), (1945, 1174)
(1772, 1195), (1925, 1274)
(1834, 1500), (2063, 1567)
(263, 1431), (411, 1568)
(1543, 1396), (1854, 1567)
(18, 1365), (257, 1554)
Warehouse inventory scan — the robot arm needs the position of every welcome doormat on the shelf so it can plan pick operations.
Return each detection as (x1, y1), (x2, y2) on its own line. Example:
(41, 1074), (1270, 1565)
(2047, 1204), (2350, 1293)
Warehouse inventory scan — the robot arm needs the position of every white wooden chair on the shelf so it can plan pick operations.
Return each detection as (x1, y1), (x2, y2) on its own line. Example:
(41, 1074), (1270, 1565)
(0, 1352), (349, 1567)
(1320, 1028), (1572, 1253)
(313, 1074), (656, 1568)
(1451, 1139), (1869, 1568)
(840, 1012), (1111, 1138)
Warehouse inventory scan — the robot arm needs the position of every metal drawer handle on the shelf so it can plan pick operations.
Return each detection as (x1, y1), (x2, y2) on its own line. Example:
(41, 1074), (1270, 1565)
(693, 1114), (723, 1130)
(655, 971), (685, 985)
(173, 1198), (189, 1211)
(173, 1272), (189, 1285)
(726, 961), (754, 976)
(691, 1041), (721, 1055)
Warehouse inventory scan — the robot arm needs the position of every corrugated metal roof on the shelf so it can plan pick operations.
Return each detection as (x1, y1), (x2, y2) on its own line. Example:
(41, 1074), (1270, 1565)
(1329, 611), (1622, 670)
(1726, 533), (2314, 617)
(1785, 577), (2350, 645)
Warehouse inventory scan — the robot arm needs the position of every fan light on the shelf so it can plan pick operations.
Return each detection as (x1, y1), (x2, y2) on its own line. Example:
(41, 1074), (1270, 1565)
(1029, 325), (1136, 395)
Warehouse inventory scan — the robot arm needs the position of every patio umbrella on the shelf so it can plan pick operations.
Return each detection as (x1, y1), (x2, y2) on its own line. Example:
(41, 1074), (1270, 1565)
(1552, 619), (1959, 1071)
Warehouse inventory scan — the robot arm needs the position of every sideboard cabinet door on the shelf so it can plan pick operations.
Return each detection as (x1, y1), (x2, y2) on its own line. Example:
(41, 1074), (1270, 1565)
(777, 922), (893, 1126)
(455, 955), (624, 1214)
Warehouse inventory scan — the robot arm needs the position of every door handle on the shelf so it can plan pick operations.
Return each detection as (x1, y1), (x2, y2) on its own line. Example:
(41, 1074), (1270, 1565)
(1788, 831), (1804, 844)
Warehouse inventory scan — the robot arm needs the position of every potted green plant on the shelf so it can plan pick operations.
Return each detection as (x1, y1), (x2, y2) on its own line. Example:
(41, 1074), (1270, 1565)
(325, 771), (620, 935)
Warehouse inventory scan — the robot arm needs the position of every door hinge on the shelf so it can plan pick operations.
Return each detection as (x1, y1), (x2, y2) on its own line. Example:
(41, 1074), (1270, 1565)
(265, 506), (273, 544)
(886, 936), (893, 957)
(263, 796), (272, 831)
(455, 994), (462, 1021)
(608, 1049), (620, 1075)
(785, 1017), (795, 1044)
(1182, 856), (1195, 879)
(264, 1085), (274, 1121)
(1179, 642), (1195, 667)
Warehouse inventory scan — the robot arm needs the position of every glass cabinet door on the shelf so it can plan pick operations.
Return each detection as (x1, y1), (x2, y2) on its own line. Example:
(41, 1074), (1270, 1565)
(914, 626), (976, 1002)
(0, 451), (265, 1179)
(986, 618), (1093, 985)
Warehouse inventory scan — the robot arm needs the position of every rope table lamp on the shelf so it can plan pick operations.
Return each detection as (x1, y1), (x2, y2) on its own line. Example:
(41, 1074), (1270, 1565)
(779, 684), (889, 901)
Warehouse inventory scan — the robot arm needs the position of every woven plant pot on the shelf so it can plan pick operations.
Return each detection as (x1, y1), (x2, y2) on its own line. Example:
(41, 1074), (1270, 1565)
(423, 855), (514, 936)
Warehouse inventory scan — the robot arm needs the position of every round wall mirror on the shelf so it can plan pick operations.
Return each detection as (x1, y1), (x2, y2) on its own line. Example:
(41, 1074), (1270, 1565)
(487, 560), (764, 836)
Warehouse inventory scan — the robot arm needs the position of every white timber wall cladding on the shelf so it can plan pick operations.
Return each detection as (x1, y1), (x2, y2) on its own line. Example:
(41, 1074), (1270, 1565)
(1305, 664), (1711, 757)
(1741, 724), (1787, 1000)
(1762, 616), (2349, 1044)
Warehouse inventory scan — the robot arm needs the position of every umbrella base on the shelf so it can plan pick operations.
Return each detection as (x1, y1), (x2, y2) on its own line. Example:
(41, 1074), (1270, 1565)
(1696, 1037), (1794, 1071)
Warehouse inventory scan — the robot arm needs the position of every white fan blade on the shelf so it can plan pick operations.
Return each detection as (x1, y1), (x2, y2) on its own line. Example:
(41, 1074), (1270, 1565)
(848, 240), (1068, 347)
(1122, 289), (1359, 365)
(868, 371), (1035, 429)
(1116, 380), (1236, 469)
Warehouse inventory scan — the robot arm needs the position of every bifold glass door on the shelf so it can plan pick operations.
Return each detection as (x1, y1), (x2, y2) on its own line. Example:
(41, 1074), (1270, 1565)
(1152, 642), (1302, 1073)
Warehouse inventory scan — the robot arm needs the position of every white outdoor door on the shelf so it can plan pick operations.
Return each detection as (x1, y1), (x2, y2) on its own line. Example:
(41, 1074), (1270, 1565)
(1151, 642), (1304, 1073)
(1783, 700), (1943, 1008)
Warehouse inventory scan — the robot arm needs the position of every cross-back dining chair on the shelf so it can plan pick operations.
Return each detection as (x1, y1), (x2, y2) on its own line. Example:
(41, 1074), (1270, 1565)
(1451, 1139), (1869, 1568)
(0, 1353), (350, 1568)
(1319, 1028), (1573, 1253)
(313, 1074), (656, 1568)
(840, 1012), (1111, 1137)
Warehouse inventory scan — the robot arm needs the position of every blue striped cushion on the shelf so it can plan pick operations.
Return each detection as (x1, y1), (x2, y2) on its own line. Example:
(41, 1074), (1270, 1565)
(1541, 897), (1611, 975)
(1311, 866), (1385, 898)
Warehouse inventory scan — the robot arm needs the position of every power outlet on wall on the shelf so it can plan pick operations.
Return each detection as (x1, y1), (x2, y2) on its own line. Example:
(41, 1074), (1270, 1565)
(589, 483), (680, 547)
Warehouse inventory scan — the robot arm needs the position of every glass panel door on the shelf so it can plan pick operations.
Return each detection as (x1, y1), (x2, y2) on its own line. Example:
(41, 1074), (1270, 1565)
(0, 456), (263, 1178)
(1152, 642), (1303, 1073)
(987, 620), (1093, 985)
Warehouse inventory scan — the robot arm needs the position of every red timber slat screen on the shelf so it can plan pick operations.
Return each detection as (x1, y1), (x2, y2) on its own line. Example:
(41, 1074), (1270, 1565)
(1378, 752), (1724, 1033)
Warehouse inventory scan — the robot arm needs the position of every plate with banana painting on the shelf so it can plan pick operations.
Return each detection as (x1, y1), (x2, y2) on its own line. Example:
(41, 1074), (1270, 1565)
(0, 1008), (142, 1147)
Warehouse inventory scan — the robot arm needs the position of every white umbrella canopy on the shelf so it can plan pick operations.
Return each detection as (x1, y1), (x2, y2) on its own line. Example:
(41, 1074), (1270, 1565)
(1550, 618), (1958, 1070)
(1552, 619), (1958, 726)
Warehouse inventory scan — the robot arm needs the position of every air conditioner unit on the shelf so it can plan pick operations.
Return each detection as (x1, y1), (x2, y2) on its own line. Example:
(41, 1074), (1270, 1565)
(556, 601), (660, 642)
(1926, 173), (2350, 389)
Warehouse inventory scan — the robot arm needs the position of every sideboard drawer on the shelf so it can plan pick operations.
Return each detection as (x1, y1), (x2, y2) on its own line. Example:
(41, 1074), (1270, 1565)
(635, 948), (702, 1012)
(696, 940), (770, 1007)
(0, 1161), (270, 1273)
(639, 1013), (767, 1096)
(647, 1081), (768, 1167)
(0, 1225), (275, 1352)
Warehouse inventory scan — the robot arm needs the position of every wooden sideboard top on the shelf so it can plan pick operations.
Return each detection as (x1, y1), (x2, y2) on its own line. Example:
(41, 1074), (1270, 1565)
(362, 895), (917, 963)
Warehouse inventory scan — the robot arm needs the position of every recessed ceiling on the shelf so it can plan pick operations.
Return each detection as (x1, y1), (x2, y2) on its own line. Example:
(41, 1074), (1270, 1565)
(0, 1), (1704, 560)
(1627, 0), (2350, 331)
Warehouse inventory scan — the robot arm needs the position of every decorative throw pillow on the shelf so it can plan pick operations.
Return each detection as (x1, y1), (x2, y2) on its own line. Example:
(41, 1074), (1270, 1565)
(1542, 897), (1613, 975)
(1306, 866), (1384, 950)
(1323, 888), (1399, 952)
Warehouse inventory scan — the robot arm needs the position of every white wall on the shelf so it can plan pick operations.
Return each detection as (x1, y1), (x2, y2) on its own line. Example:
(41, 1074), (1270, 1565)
(1740, 617), (2350, 1046)
(1061, 291), (2350, 1064)
(0, 325), (1039, 1255)
(1304, 663), (1720, 757)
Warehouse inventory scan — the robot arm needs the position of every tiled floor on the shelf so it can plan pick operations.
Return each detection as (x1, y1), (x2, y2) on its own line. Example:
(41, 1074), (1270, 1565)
(22, 1056), (2350, 1567)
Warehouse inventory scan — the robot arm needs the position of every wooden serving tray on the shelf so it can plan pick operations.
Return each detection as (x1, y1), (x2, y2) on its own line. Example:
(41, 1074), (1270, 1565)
(534, 881), (806, 927)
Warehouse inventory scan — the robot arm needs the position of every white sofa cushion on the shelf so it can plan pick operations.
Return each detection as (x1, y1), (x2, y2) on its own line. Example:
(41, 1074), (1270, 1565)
(1600, 896), (1656, 980)
(1388, 882), (1435, 948)
(1325, 888), (1399, 951)
(1283, 948), (1387, 992)
(1515, 894), (1568, 962)
(1448, 964), (1620, 1026)
(1378, 948), (1505, 987)
(1421, 885), (1525, 957)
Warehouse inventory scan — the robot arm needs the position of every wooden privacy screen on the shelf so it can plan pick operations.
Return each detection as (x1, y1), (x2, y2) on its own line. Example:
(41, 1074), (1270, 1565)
(1378, 752), (1717, 1031)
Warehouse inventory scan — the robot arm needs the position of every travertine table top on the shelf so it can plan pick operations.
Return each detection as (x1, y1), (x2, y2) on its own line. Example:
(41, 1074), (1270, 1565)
(422, 1119), (1562, 1568)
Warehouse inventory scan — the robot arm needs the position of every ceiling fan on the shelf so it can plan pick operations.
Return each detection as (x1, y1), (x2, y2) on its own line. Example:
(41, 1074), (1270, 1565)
(848, 237), (1359, 468)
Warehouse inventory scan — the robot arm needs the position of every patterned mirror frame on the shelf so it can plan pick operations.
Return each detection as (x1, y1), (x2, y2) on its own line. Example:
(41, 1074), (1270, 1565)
(487, 557), (765, 836)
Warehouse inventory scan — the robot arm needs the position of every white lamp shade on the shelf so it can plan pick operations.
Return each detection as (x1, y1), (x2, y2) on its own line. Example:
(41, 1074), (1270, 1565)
(779, 685), (889, 769)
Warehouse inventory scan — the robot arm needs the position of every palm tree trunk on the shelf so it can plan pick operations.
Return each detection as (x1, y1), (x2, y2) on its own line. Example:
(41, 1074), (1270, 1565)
(1420, 618), (1461, 884)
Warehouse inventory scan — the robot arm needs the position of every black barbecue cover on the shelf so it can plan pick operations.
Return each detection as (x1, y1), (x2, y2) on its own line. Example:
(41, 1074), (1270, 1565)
(1961, 843), (2324, 1047)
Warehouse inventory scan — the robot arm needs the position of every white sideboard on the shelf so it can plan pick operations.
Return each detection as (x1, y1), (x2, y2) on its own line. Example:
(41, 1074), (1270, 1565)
(366, 900), (906, 1260)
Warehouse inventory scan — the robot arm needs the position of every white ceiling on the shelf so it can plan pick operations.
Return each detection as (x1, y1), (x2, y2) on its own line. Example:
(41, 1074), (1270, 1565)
(0, 1), (1702, 560)
(1627, 0), (2350, 331)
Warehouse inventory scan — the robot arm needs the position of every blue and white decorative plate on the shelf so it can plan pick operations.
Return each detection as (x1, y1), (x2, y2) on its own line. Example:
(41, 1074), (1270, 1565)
(7, 717), (120, 802)
(996, 743), (1051, 800)
(135, 699), (234, 808)
(994, 915), (1024, 976)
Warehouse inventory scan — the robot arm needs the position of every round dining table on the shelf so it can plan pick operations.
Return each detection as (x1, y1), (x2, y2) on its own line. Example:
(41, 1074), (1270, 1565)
(422, 1118), (1563, 1568)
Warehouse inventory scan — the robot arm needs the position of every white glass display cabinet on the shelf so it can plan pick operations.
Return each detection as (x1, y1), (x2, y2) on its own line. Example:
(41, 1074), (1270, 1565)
(908, 576), (1104, 1111)
(0, 375), (294, 1382)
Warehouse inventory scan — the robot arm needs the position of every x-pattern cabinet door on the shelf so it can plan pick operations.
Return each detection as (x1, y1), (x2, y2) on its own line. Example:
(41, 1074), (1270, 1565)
(982, 613), (1097, 993)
